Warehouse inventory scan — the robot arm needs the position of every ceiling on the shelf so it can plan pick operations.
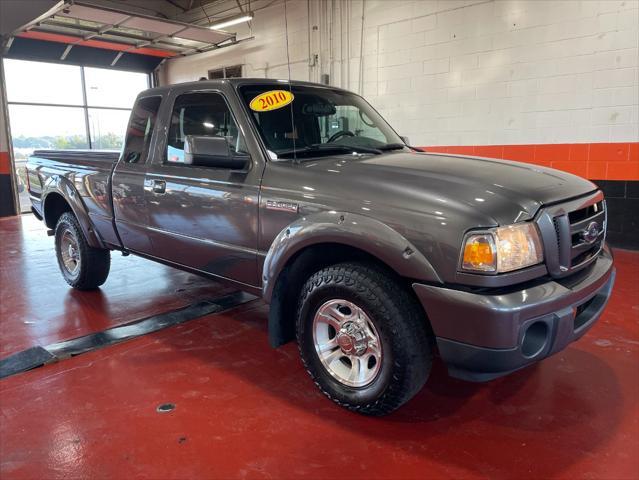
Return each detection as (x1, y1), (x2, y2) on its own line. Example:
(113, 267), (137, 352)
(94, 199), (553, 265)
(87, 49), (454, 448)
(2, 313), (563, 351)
(0, 0), (265, 72)
(3, 1), (245, 57)
(96, 0), (239, 21)
(0, 0), (260, 35)
(100, 0), (258, 25)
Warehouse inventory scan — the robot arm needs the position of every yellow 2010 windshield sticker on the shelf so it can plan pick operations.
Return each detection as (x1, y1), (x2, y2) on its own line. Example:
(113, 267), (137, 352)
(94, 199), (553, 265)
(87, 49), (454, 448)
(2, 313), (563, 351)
(249, 90), (294, 112)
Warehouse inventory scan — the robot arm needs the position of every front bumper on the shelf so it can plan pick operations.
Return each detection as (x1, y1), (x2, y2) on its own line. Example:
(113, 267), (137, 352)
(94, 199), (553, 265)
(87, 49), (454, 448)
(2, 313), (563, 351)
(413, 246), (615, 382)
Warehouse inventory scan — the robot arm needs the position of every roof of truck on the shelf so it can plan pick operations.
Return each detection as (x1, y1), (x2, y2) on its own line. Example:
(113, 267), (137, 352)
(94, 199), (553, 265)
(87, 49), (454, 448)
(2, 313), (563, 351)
(141, 78), (351, 96)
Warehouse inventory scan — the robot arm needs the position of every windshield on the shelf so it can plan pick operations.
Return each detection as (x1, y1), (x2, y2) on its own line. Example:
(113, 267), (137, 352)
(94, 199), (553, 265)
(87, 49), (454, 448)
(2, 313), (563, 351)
(238, 84), (405, 159)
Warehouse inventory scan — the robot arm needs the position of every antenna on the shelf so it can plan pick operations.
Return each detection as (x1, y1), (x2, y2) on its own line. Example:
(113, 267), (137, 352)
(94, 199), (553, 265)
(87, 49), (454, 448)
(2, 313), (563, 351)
(283, 0), (297, 162)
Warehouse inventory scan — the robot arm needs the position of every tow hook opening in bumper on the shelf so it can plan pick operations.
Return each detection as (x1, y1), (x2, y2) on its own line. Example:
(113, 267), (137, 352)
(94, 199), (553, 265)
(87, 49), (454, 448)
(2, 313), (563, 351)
(574, 294), (603, 332)
(521, 321), (549, 358)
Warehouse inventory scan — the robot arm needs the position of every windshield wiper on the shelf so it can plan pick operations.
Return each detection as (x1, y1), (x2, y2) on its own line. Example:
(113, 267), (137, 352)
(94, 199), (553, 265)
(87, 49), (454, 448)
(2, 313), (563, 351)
(277, 144), (382, 158)
(378, 143), (407, 151)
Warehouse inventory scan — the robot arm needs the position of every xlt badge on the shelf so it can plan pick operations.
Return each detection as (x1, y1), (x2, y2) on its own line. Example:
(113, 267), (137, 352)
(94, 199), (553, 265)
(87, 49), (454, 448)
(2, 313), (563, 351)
(266, 200), (299, 213)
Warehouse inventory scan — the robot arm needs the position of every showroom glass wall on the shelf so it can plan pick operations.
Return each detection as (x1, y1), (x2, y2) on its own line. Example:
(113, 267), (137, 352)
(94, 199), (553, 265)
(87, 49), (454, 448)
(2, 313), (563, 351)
(3, 59), (149, 212)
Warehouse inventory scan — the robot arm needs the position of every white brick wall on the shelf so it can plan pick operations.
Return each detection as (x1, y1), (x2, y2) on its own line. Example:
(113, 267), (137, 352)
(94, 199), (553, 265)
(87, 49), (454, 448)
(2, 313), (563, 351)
(160, 0), (639, 146)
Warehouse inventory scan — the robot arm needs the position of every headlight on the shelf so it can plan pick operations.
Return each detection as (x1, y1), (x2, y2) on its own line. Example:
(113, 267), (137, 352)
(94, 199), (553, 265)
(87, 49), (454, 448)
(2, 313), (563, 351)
(461, 223), (543, 273)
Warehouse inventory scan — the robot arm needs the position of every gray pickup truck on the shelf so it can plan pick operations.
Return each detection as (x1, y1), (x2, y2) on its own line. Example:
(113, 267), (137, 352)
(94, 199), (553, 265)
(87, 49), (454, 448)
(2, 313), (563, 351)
(26, 79), (615, 415)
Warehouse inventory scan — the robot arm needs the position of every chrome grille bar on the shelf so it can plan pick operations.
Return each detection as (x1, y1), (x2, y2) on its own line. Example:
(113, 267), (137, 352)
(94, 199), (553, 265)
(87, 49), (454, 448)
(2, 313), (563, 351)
(536, 191), (606, 278)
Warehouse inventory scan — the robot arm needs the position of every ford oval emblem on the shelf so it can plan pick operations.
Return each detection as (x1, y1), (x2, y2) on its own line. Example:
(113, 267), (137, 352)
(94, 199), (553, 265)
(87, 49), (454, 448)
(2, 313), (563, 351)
(582, 221), (600, 244)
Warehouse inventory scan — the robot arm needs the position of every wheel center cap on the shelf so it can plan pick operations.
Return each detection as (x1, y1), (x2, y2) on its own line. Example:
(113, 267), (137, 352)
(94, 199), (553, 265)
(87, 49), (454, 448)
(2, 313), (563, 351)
(336, 321), (368, 356)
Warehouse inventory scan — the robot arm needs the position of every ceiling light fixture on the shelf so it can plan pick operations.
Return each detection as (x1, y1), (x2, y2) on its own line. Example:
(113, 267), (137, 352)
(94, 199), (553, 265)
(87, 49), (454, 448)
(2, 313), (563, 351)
(209, 12), (253, 30)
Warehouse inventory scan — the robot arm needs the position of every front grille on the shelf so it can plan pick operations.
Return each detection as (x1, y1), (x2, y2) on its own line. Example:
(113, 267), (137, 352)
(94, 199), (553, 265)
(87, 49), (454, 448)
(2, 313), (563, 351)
(572, 246), (600, 266)
(566, 200), (605, 268)
(552, 216), (562, 252)
(569, 202), (603, 224)
(536, 192), (606, 278)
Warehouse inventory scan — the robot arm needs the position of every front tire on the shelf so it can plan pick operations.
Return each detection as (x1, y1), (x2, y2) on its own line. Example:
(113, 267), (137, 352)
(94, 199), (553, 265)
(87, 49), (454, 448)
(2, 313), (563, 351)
(54, 212), (110, 290)
(296, 263), (432, 416)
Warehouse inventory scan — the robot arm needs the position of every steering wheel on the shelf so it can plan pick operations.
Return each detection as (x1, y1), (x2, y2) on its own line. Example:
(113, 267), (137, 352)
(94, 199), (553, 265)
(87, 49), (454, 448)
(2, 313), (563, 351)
(327, 130), (355, 143)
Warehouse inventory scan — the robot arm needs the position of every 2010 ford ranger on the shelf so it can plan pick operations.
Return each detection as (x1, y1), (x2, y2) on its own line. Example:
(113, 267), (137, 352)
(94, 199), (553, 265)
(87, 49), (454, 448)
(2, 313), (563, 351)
(26, 79), (615, 415)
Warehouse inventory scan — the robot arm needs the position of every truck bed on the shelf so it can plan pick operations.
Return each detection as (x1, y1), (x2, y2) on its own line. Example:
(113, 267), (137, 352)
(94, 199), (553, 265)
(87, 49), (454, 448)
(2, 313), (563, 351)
(27, 149), (121, 247)
(31, 149), (120, 165)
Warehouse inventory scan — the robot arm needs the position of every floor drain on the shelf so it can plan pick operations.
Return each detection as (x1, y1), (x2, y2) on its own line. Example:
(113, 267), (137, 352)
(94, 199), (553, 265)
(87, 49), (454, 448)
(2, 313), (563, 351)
(156, 403), (175, 413)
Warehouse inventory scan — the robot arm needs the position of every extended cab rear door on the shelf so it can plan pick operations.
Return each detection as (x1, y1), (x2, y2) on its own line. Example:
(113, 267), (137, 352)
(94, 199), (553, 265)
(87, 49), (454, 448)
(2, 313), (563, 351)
(112, 95), (163, 254)
(142, 85), (264, 287)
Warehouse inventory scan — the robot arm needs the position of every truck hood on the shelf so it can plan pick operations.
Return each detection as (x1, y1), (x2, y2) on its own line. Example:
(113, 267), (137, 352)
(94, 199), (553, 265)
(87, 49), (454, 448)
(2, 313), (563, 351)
(306, 151), (598, 225)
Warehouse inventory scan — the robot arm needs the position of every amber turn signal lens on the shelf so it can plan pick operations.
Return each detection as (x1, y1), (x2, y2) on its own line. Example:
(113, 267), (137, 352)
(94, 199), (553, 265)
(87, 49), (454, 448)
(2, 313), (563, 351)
(462, 234), (496, 272)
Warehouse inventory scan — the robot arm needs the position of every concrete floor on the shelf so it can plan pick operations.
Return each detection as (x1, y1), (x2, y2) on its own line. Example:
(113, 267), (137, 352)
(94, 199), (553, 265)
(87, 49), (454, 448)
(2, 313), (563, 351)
(1, 214), (638, 479)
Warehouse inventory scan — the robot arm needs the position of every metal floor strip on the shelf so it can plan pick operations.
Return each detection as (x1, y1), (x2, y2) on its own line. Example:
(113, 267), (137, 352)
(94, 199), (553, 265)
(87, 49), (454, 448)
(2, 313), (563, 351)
(0, 291), (257, 380)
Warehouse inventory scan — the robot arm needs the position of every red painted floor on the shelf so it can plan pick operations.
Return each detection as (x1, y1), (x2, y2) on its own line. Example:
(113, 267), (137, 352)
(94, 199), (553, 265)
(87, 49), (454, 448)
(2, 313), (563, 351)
(1, 215), (638, 479)
(0, 215), (234, 357)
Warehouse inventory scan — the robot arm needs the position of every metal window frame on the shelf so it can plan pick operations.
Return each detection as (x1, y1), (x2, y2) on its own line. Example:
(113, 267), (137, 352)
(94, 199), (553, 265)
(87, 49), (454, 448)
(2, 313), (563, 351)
(0, 59), (20, 215)
(207, 64), (243, 80)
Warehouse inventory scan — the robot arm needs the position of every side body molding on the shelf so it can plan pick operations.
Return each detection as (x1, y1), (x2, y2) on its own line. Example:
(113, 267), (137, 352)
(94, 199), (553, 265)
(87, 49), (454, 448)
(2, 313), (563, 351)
(42, 176), (104, 249)
(262, 211), (442, 303)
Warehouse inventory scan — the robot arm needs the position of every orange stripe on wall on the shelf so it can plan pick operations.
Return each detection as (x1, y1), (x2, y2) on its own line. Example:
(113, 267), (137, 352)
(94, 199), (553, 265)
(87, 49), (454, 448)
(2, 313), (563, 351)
(2, 145), (637, 179)
(0, 152), (10, 175)
(419, 142), (639, 181)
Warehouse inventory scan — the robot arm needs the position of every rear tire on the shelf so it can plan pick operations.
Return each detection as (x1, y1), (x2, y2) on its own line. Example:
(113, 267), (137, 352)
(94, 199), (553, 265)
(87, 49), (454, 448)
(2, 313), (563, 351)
(54, 212), (110, 290)
(296, 262), (432, 416)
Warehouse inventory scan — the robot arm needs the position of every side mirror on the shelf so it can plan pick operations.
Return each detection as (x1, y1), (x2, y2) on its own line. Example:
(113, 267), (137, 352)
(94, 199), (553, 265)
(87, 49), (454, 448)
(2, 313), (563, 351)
(184, 135), (249, 170)
(400, 136), (410, 145)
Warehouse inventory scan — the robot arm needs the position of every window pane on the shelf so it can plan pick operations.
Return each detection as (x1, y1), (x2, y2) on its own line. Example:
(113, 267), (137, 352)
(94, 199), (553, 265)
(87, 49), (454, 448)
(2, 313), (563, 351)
(4, 59), (84, 105)
(166, 92), (244, 164)
(320, 105), (387, 143)
(121, 96), (162, 164)
(225, 65), (242, 78)
(9, 104), (88, 151)
(84, 67), (149, 108)
(208, 68), (224, 79)
(88, 108), (131, 150)
(9, 104), (88, 213)
(239, 85), (402, 155)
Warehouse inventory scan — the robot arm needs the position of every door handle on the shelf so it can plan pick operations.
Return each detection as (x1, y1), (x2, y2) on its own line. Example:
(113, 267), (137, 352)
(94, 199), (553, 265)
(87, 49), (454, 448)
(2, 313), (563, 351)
(152, 180), (166, 194)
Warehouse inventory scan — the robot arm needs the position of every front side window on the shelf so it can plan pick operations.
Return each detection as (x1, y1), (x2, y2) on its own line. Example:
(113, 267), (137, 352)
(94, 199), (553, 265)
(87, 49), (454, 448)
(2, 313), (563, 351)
(238, 85), (406, 159)
(122, 96), (161, 164)
(166, 92), (246, 164)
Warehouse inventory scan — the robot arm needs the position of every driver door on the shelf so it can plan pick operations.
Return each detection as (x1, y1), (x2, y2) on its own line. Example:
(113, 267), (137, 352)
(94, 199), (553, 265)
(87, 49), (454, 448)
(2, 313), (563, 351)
(143, 89), (262, 286)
